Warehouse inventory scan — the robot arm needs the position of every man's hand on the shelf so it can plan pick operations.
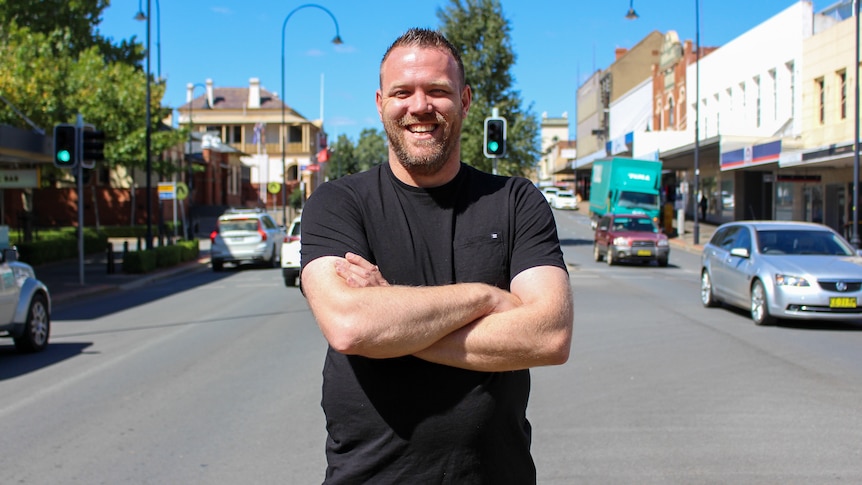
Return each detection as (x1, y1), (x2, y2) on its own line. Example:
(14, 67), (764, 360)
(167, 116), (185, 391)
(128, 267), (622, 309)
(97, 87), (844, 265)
(334, 252), (390, 288)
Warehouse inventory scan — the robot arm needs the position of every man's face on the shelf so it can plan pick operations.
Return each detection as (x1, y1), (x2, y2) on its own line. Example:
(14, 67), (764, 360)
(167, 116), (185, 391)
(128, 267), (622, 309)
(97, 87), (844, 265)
(376, 46), (471, 177)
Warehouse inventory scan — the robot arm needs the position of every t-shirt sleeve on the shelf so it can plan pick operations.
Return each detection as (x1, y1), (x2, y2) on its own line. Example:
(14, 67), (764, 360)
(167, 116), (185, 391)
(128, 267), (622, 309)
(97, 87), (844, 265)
(509, 180), (566, 279)
(300, 180), (371, 271)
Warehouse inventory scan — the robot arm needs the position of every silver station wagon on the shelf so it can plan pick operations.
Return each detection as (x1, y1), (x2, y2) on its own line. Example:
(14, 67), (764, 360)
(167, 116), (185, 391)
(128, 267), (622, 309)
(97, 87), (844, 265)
(700, 221), (862, 325)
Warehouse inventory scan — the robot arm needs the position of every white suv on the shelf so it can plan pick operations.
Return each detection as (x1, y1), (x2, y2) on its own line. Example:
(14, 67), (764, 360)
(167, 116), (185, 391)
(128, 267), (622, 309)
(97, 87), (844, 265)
(281, 215), (301, 287)
(210, 208), (283, 271)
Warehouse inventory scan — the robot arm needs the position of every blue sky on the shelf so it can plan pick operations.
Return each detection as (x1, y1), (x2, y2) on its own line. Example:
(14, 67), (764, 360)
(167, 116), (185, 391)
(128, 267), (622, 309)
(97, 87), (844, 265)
(98, 0), (813, 142)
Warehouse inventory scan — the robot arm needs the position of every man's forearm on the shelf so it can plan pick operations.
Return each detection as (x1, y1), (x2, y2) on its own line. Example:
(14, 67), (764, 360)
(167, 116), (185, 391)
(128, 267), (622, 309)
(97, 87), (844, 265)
(303, 256), (514, 359)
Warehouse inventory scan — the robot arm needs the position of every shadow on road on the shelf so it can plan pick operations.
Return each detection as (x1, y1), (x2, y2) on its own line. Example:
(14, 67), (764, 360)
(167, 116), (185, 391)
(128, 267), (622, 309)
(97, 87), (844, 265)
(0, 342), (93, 381)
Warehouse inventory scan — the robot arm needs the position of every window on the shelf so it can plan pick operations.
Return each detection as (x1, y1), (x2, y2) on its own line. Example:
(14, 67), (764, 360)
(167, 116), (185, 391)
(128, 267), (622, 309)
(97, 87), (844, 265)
(206, 125), (221, 136)
(769, 68), (777, 121)
(667, 96), (675, 126)
(229, 125), (242, 143)
(288, 125), (302, 143)
(816, 77), (825, 124)
(754, 75), (761, 127)
(787, 61), (795, 120)
(838, 70), (847, 120)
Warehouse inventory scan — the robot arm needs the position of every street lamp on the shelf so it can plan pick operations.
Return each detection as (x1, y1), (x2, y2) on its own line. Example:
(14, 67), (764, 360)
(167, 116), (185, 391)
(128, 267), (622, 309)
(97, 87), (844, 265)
(625, 0), (639, 20)
(693, 0), (701, 245)
(852, 0), (860, 248)
(281, 4), (343, 225)
(134, 0), (158, 250)
(185, 83), (208, 238)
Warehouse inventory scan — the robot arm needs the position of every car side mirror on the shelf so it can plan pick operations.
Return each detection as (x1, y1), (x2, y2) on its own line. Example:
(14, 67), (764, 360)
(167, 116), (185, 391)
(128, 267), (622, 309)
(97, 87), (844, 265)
(730, 247), (750, 258)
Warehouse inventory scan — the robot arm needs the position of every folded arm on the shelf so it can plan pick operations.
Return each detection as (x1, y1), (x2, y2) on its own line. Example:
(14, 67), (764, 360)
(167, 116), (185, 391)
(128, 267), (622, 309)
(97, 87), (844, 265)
(302, 254), (520, 359)
(310, 253), (573, 372)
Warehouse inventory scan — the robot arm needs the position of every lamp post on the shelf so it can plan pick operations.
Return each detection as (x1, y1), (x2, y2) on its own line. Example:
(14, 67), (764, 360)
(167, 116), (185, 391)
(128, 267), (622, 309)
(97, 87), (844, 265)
(186, 83), (207, 238)
(852, 0), (860, 248)
(625, 0), (639, 20)
(693, 0), (701, 245)
(134, 0), (160, 250)
(281, 4), (343, 225)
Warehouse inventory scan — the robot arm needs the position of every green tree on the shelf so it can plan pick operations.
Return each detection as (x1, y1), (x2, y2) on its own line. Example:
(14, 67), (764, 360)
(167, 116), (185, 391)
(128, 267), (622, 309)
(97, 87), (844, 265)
(354, 128), (388, 172)
(0, 0), (143, 66)
(437, 0), (540, 178)
(325, 134), (357, 180)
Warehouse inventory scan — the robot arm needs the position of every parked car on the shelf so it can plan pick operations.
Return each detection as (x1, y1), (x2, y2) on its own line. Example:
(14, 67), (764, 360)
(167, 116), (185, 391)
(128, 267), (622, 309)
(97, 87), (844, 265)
(209, 208), (284, 271)
(700, 221), (862, 325)
(552, 190), (578, 210)
(541, 186), (560, 205)
(0, 247), (51, 352)
(593, 213), (669, 266)
(281, 215), (301, 287)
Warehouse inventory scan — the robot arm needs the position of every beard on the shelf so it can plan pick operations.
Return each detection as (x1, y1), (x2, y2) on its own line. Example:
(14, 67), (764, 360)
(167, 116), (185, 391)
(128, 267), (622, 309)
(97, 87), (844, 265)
(383, 112), (459, 177)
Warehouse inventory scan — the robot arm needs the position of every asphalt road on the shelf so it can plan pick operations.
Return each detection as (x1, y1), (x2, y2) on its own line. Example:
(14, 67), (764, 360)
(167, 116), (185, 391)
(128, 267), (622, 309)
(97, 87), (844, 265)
(0, 208), (860, 484)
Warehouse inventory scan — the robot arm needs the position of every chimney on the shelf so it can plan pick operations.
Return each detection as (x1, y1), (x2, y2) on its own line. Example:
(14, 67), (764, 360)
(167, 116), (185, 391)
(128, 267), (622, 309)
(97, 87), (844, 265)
(615, 47), (628, 60)
(248, 78), (261, 109)
(206, 78), (214, 108)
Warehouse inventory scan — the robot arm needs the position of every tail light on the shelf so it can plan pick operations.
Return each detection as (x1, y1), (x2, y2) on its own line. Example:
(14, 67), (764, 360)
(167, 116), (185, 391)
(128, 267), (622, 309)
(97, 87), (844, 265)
(258, 222), (267, 241)
(209, 228), (219, 242)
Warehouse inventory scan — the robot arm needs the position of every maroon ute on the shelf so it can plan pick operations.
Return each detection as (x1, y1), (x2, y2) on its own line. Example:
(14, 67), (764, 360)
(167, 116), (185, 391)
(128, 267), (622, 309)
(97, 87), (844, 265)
(593, 213), (670, 266)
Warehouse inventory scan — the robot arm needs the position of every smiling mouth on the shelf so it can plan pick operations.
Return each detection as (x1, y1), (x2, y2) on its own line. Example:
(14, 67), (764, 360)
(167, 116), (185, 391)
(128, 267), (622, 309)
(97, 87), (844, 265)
(407, 124), (437, 135)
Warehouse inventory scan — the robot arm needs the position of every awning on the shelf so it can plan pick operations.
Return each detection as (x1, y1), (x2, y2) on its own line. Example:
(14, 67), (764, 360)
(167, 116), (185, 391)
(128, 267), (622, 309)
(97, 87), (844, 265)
(572, 148), (607, 170)
(720, 139), (781, 171)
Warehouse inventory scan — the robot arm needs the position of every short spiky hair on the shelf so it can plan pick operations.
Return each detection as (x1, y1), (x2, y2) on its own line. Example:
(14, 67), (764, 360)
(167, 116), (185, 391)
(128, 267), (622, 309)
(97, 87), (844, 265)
(379, 28), (466, 88)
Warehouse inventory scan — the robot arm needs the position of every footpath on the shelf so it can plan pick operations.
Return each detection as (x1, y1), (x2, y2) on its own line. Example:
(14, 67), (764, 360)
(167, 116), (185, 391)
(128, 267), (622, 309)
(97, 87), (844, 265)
(33, 238), (212, 304)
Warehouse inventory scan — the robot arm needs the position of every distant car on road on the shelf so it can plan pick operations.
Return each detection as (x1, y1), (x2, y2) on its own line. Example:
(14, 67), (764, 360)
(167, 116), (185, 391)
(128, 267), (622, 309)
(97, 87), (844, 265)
(281, 215), (301, 287)
(210, 208), (284, 271)
(593, 213), (669, 266)
(0, 248), (51, 352)
(552, 190), (578, 210)
(541, 186), (561, 205)
(701, 221), (862, 325)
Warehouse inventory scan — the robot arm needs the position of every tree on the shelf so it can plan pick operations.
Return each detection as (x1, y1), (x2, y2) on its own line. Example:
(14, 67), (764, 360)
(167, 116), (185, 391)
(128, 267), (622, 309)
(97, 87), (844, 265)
(325, 128), (388, 180)
(437, 0), (541, 178)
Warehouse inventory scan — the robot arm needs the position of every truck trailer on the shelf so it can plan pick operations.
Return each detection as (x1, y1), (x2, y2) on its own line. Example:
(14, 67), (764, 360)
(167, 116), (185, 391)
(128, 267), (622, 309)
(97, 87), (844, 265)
(589, 157), (663, 228)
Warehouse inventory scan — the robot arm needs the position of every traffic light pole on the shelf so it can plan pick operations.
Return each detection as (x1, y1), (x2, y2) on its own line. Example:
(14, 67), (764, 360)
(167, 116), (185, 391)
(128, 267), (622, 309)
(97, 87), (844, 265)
(76, 114), (85, 285)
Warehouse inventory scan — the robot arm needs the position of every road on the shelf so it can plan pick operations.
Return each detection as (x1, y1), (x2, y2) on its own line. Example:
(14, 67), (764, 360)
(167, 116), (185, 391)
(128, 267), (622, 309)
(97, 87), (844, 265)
(1, 208), (861, 484)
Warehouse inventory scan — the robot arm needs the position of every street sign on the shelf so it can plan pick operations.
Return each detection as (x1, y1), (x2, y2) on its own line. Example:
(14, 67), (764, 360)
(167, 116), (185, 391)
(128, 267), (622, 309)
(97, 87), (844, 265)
(267, 181), (282, 194)
(175, 181), (189, 200)
(158, 182), (176, 200)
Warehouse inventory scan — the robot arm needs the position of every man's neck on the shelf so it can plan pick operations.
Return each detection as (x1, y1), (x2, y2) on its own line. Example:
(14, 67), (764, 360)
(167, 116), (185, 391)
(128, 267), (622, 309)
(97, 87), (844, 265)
(388, 158), (462, 188)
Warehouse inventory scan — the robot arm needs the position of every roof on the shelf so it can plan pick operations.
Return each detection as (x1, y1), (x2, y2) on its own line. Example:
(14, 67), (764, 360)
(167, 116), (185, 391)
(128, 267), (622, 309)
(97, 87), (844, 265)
(178, 87), (305, 118)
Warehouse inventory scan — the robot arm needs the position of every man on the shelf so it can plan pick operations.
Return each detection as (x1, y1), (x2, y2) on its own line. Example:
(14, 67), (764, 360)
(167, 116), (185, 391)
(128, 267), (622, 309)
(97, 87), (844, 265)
(301, 28), (573, 484)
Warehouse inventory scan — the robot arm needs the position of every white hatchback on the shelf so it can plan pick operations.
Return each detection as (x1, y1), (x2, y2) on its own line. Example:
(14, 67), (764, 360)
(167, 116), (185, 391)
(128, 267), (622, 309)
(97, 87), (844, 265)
(552, 190), (578, 210)
(281, 215), (302, 287)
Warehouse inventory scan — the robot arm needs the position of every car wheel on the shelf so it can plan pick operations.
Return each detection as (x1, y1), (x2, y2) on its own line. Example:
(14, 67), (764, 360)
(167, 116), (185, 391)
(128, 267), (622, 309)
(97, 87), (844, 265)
(212, 259), (224, 272)
(701, 270), (718, 308)
(606, 249), (615, 266)
(657, 256), (669, 267)
(270, 247), (280, 268)
(593, 244), (603, 262)
(750, 280), (775, 326)
(13, 293), (50, 353)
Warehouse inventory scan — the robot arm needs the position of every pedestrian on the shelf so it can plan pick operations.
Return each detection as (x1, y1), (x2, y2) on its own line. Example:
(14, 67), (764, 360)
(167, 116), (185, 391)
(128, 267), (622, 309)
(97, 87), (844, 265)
(700, 192), (708, 220)
(300, 28), (573, 484)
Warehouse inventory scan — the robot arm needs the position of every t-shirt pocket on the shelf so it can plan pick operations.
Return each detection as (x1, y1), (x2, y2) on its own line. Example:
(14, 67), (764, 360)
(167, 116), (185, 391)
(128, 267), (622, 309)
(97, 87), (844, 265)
(453, 231), (508, 287)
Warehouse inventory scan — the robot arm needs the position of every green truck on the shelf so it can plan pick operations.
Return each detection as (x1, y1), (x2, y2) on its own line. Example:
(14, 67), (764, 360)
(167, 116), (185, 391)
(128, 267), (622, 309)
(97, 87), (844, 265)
(589, 157), (663, 228)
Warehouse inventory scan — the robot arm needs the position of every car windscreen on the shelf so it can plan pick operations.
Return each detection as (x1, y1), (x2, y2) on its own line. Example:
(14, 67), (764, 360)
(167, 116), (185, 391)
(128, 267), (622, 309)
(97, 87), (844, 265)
(618, 191), (658, 208)
(612, 217), (658, 233)
(220, 220), (259, 232)
(756, 229), (855, 256)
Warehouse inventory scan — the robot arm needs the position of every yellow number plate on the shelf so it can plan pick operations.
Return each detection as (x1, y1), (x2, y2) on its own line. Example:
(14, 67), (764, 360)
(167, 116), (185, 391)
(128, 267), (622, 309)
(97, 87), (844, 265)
(829, 297), (857, 308)
(636, 250), (652, 256)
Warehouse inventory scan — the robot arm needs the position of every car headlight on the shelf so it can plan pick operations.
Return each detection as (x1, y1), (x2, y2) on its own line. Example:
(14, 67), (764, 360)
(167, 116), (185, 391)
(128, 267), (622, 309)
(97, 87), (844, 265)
(656, 239), (669, 247)
(11, 265), (34, 289)
(775, 274), (810, 287)
(613, 237), (630, 247)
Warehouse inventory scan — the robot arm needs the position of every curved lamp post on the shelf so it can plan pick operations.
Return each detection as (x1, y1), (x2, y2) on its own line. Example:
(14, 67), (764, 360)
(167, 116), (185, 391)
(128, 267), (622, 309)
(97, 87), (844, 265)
(281, 4), (343, 224)
(134, 0), (161, 250)
(626, 0), (700, 243)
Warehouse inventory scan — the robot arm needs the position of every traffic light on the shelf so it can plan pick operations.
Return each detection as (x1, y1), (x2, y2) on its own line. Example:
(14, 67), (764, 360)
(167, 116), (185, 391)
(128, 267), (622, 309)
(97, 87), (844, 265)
(82, 129), (106, 168)
(53, 124), (79, 168)
(483, 117), (507, 158)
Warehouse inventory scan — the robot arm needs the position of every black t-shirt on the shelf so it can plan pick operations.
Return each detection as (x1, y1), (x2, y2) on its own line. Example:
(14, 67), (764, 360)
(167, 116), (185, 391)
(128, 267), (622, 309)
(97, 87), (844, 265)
(301, 162), (565, 484)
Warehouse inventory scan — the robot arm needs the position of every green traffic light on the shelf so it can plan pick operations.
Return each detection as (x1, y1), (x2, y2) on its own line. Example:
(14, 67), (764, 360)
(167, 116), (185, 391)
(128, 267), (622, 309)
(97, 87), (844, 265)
(57, 150), (71, 163)
(488, 141), (499, 153)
